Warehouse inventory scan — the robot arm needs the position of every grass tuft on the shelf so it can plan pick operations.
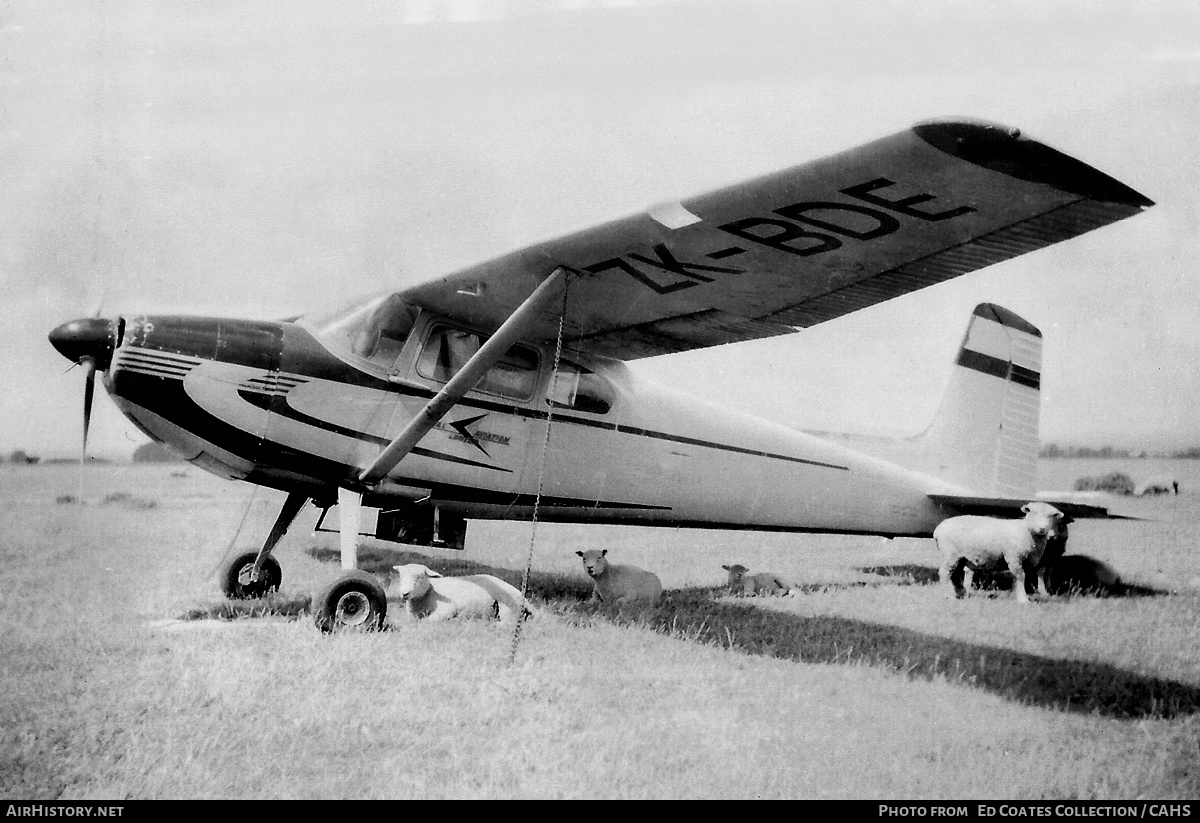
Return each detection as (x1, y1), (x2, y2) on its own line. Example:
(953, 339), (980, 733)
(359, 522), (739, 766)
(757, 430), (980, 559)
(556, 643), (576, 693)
(178, 591), (312, 621)
(858, 564), (941, 585)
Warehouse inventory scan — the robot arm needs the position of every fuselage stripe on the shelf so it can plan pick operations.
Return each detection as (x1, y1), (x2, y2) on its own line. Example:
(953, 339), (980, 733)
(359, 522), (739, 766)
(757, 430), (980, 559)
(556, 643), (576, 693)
(117, 349), (202, 367)
(115, 363), (190, 380)
(393, 390), (847, 470)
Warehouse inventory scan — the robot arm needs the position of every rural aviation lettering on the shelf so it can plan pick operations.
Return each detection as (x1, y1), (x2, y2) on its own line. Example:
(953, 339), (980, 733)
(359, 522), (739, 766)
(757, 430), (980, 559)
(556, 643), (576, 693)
(584, 177), (976, 294)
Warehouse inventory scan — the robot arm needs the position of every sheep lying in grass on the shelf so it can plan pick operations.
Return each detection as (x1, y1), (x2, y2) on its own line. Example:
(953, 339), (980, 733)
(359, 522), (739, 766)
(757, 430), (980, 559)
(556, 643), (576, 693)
(721, 564), (797, 596)
(1043, 554), (1122, 596)
(933, 501), (1068, 604)
(391, 564), (531, 621)
(576, 549), (662, 605)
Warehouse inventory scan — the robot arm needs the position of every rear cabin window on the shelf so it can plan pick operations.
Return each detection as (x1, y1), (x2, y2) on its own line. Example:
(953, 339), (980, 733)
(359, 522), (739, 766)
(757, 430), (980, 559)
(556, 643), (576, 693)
(547, 360), (614, 414)
(416, 326), (539, 400)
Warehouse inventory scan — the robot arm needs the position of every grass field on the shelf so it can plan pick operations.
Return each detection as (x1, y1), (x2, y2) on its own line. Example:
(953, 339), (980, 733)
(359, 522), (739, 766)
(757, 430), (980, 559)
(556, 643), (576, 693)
(1, 462), (1198, 799)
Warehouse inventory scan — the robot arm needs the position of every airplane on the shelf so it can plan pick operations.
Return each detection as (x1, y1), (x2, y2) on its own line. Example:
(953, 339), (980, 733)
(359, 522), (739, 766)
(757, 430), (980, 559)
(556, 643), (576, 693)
(48, 119), (1153, 631)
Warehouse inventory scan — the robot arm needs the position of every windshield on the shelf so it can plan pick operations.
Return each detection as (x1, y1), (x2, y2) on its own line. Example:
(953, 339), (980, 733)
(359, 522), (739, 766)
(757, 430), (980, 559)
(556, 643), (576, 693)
(296, 291), (419, 371)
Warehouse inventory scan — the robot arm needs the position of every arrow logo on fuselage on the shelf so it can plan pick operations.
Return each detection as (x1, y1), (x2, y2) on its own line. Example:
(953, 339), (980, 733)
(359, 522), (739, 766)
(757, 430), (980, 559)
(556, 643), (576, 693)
(449, 413), (490, 456)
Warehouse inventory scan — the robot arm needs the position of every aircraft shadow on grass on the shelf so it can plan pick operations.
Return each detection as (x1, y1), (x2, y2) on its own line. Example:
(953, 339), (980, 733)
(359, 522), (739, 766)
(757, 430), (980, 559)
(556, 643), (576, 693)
(290, 544), (1198, 720)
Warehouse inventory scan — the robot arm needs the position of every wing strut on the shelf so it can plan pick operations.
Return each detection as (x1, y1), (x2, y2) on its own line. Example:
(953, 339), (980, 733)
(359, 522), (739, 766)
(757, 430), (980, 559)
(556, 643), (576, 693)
(357, 267), (571, 486)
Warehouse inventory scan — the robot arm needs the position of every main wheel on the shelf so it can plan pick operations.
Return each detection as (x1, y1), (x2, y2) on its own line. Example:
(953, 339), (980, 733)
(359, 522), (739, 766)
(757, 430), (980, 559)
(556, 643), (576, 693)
(220, 551), (282, 599)
(314, 570), (388, 633)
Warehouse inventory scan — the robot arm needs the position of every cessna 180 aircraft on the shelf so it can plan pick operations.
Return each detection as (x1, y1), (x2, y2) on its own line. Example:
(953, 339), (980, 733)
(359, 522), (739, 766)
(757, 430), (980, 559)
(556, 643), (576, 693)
(49, 120), (1152, 631)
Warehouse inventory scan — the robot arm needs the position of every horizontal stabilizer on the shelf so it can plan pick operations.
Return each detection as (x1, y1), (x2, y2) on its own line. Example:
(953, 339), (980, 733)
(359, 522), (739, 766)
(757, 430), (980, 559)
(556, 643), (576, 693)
(928, 494), (1132, 520)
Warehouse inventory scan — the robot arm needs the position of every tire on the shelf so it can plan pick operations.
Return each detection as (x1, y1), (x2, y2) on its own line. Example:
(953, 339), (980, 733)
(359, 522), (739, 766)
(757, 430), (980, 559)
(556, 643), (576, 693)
(313, 570), (388, 633)
(220, 551), (282, 599)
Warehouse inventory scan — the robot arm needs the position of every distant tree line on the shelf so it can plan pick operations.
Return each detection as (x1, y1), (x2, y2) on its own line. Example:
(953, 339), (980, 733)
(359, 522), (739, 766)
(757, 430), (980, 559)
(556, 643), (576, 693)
(1040, 443), (1200, 459)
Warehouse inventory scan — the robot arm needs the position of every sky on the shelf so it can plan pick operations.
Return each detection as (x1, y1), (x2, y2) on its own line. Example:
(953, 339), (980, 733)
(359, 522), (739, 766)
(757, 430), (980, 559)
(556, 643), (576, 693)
(2, 0), (1199, 461)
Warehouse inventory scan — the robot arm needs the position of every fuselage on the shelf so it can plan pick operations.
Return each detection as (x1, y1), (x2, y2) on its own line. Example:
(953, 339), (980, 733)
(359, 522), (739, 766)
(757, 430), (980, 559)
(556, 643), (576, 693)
(79, 308), (953, 537)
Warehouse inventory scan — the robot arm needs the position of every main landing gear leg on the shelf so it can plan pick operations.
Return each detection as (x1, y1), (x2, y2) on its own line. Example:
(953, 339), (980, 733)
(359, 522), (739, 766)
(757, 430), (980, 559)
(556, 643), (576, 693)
(337, 486), (361, 570)
(220, 491), (309, 599)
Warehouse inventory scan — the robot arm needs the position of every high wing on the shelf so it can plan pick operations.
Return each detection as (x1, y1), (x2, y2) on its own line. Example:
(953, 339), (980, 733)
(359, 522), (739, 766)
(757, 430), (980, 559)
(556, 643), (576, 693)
(400, 119), (1152, 361)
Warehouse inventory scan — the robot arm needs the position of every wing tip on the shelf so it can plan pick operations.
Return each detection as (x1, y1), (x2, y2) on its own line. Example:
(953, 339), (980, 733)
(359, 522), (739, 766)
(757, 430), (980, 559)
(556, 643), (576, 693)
(913, 119), (1155, 210)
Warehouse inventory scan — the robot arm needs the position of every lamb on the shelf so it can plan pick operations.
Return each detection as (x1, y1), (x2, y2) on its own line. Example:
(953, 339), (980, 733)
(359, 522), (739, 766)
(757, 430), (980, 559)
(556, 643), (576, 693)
(933, 501), (1068, 604)
(721, 564), (795, 596)
(390, 563), (531, 621)
(576, 549), (662, 605)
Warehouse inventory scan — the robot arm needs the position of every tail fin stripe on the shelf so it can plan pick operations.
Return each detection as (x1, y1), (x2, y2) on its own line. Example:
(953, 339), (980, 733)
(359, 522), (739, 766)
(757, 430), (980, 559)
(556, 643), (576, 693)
(956, 348), (1009, 380)
(1010, 364), (1041, 390)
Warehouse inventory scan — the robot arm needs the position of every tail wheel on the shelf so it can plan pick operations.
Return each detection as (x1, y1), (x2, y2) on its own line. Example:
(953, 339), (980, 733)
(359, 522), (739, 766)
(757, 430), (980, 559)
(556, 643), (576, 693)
(314, 570), (387, 633)
(220, 551), (282, 599)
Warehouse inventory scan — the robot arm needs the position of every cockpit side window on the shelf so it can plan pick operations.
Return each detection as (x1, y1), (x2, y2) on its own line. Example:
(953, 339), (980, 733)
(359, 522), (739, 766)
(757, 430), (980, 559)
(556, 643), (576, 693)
(416, 325), (539, 400)
(547, 360), (614, 414)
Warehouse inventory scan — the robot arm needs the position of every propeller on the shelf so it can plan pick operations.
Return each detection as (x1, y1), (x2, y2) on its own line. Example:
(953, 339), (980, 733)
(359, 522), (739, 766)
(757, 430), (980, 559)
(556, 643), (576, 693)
(49, 317), (119, 501)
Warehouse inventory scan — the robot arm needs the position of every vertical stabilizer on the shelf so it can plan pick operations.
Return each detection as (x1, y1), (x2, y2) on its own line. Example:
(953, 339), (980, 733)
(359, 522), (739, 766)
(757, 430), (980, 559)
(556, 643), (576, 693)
(917, 303), (1042, 496)
(808, 303), (1043, 497)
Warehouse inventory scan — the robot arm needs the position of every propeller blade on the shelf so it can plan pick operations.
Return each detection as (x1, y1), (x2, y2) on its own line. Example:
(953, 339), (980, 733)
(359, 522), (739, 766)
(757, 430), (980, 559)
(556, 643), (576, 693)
(82, 357), (96, 457)
(79, 357), (96, 505)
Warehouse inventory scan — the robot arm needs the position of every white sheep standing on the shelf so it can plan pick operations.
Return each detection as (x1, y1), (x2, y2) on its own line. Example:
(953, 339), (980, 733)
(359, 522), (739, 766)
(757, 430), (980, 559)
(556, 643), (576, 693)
(576, 549), (662, 605)
(933, 501), (1068, 604)
(391, 563), (532, 621)
(721, 564), (797, 596)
